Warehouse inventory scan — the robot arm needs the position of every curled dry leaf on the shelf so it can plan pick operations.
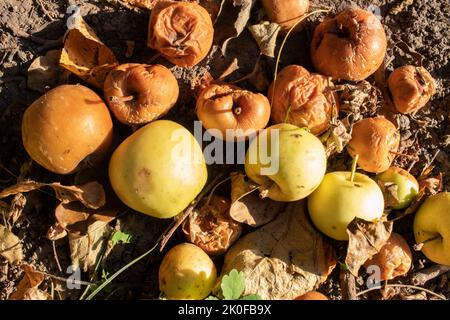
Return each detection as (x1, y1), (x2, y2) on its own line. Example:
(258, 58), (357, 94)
(217, 201), (336, 299)
(321, 120), (352, 158)
(27, 49), (70, 92)
(59, 15), (118, 89)
(182, 195), (243, 255)
(0, 180), (106, 210)
(0, 193), (26, 227)
(230, 172), (286, 227)
(215, 0), (256, 55)
(9, 264), (51, 300)
(377, 181), (401, 209)
(0, 225), (23, 265)
(248, 21), (280, 58)
(54, 202), (116, 272)
(345, 218), (393, 276)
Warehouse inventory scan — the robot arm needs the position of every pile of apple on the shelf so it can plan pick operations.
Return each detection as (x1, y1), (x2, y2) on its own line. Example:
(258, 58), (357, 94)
(19, 1), (448, 300)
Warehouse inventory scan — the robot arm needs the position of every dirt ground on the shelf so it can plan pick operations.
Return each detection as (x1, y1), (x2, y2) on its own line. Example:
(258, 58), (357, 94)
(0, 0), (449, 300)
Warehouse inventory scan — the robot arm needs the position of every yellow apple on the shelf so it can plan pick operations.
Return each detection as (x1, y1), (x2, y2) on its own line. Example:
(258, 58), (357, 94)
(159, 243), (217, 300)
(308, 172), (385, 240)
(245, 123), (327, 201)
(413, 192), (450, 266)
(109, 120), (207, 218)
(376, 166), (419, 209)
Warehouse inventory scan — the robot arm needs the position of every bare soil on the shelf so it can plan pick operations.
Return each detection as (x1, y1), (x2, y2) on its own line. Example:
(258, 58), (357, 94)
(0, 0), (449, 300)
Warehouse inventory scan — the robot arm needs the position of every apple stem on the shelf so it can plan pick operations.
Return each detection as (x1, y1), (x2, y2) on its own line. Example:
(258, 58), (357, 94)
(350, 154), (359, 182)
(413, 235), (442, 251)
(111, 95), (134, 103)
(283, 104), (292, 123)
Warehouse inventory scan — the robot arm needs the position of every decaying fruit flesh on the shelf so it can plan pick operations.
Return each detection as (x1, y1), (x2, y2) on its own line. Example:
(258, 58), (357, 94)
(21, 84), (113, 174)
(159, 243), (217, 300)
(388, 65), (436, 114)
(268, 65), (337, 135)
(104, 63), (179, 125)
(364, 233), (412, 281)
(347, 117), (400, 173)
(310, 8), (387, 81)
(147, 1), (214, 67)
(196, 83), (271, 141)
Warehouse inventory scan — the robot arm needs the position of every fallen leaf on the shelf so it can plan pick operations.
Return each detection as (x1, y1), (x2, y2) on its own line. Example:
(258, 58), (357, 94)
(321, 120), (352, 157)
(0, 181), (106, 210)
(60, 15), (118, 88)
(377, 181), (401, 208)
(215, 0), (256, 55)
(248, 21), (280, 57)
(217, 201), (336, 299)
(120, 0), (160, 9)
(345, 218), (393, 276)
(230, 172), (286, 227)
(0, 193), (26, 227)
(9, 264), (51, 300)
(46, 223), (67, 241)
(27, 49), (70, 92)
(0, 225), (23, 265)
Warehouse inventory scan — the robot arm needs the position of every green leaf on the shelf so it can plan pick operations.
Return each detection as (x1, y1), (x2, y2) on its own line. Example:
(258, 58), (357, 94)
(110, 231), (133, 245)
(338, 261), (350, 272)
(221, 269), (245, 300)
(205, 296), (219, 300)
(240, 294), (262, 300)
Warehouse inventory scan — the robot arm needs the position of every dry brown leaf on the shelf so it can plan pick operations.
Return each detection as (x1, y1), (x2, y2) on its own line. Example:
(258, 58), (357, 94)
(0, 181), (106, 210)
(215, 0), (255, 55)
(321, 120), (352, 157)
(217, 201), (336, 299)
(60, 15), (118, 89)
(69, 219), (112, 273)
(248, 21), (280, 58)
(9, 264), (51, 300)
(46, 223), (67, 241)
(230, 172), (286, 227)
(0, 225), (23, 265)
(27, 49), (70, 92)
(0, 193), (26, 227)
(345, 218), (393, 276)
(182, 195), (242, 255)
(377, 181), (401, 208)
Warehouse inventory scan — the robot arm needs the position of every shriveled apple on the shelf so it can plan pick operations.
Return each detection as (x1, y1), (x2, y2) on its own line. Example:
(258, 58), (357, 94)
(295, 291), (329, 300)
(245, 123), (327, 202)
(109, 120), (207, 218)
(262, 0), (310, 33)
(159, 243), (217, 300)
(22, 84), (113, 174)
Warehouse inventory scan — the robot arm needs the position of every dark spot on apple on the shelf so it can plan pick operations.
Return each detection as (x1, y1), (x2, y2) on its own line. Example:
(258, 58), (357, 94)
(64, 149), (71, 154)
(354, 183), (362, 188)
(291, 133), (303, 138)
(297, 185), (305, 189)
(161, 278), (167, 285)
(332, 226), (337, 230)
(139, 167), (151, 177)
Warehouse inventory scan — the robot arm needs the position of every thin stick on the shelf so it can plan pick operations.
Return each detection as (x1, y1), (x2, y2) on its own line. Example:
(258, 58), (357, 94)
(350, 155), (359, 182)
(205, 176), (232, 206)
(356, 284), (446, 300)
(52, 241), (62, 273)
(36, 0), (56, 21)
(413, 235), (442, 251)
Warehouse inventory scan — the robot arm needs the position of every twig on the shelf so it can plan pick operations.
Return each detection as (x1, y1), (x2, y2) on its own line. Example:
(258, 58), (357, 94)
(36, 0), (56, 21)
(356, 284), (446, 300)
(411, 265), (450, 286)
(340, 269), (358, 300)
(159, 174), (226, 251)
(205, 176), (232, 206)
(52, 241), (62, 273)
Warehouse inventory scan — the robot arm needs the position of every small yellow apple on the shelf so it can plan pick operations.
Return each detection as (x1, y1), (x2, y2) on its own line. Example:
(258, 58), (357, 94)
(413, 192), (450, 266)
(109, 120), (207, 218)
(376, 166), (419, 209)
(159, 243), (217, 300)
(308, 172), (385, 240)
(245, 123), (327, 201)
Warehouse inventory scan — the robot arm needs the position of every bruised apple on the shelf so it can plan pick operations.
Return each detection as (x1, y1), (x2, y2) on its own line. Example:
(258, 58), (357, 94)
(245, 123), (327, 202)
(196, 83), (271, 141)
(104, 63), (179, 125)
(147, 1), (214, 67)
(159, 243), (217, 300)
(310, 8), (387, 81)
(109, 120), (207, 218)
(22, 84), (113, 174)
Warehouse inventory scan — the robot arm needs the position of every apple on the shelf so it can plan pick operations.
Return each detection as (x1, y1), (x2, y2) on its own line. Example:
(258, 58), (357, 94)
(413, 192), (450, 266)
(376, 166), (419, 209)
(245, 123), (327, 202)
(295, 291), (329, 300)
(308, 171), (385, 240)
(159, 243), (217, 300)
(109, 120), (208, 218)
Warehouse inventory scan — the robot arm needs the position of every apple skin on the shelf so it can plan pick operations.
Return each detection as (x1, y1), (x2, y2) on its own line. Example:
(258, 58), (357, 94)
(245, 123), (327, 202)
(109, 120), (208, 219)
(413, 192), (450, 266)
(308, 172), (385, 240)
(376, 167), (419, 209)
